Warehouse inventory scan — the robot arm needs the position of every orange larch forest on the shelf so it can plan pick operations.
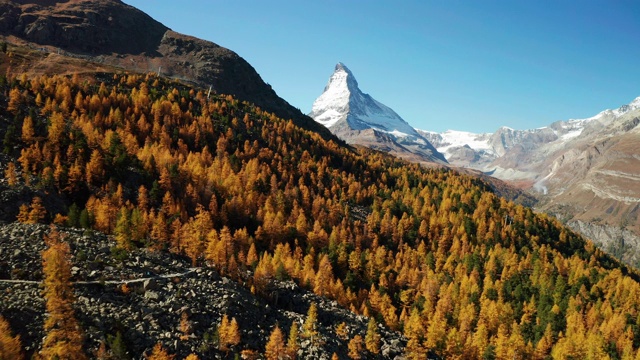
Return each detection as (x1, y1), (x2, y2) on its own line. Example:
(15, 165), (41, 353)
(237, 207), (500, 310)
(2, 70), (640, 359)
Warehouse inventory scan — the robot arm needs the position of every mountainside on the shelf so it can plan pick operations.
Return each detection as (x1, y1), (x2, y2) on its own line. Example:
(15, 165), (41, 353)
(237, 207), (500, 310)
(0, 0), (335, 140)
(2, 48), (640, 359)
(0, 223), (405, 359)
(310, 63), (446, 164)
(4, 3), (640, 359)
(424, 97), (640, 265)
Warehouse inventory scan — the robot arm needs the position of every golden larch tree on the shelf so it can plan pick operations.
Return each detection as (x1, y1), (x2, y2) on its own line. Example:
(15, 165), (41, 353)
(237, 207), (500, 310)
(264, 324), (286, 360)
(21, 116), (35, 144)
(7, 87), (22, 114)
(365, 317), (380, 355)
(286, 322), (300, 359)
(218, 314), (241, 352)
(40, 226), (87, 360)
(0, 315), (24, 360)
(4, 162), (18, 186)
(348, 335), (364, 360)
(146, 343), (174, 360)
(302, 302), (319, 345)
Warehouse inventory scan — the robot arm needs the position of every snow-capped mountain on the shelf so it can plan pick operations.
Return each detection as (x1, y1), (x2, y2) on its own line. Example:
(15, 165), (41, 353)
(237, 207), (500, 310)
(311, 62), (640, 263)
(425, 96), (640, 264)
(310, 63), (446, 164)
(423, 96), (640, 177)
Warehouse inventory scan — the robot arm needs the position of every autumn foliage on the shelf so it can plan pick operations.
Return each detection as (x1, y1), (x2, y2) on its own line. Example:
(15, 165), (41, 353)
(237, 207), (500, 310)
(264, 325), (286, 360)
(2, 72), (640, 358)
(0, 315), (24, 360)
(39, 226), (86, 360)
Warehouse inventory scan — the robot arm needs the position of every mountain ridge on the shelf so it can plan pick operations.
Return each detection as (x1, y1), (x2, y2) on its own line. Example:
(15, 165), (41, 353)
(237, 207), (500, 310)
(0, 0), (337, 141)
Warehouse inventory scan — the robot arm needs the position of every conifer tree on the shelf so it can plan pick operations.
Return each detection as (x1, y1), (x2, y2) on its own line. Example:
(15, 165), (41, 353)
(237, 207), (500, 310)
(147, 343), (174, 360)
(218, 315), (241, 352)
(7, 87), (22, 114)
(0, 315), (24, 360)
(302, 302), (319, 345)
(265, 324), (286, 360)
(21, 116), (35, 144)
(40, 226), (87, 360)
(286, 322), (300, 360)
(179, 311), (192, 340)
(335, 322), (348, 341)
(365, 317), (380, 355)
(113, 208), (131, 250)
(4, 162), (18, 186)
(348, 335), (364, 360)
(16, 203), (30, 223)
(28, 196), (47, 224)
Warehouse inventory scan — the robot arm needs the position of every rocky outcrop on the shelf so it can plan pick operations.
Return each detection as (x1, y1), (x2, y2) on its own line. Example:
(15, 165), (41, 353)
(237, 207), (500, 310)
(0, 0), (167, 55)
(0, 223), (407, 359)
(427, 99), (640, 266)
(568, 219), (640, 267)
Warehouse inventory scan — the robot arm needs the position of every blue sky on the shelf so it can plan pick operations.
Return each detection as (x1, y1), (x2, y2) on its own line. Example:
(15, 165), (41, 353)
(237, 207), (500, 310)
(124, 1), (640, 133)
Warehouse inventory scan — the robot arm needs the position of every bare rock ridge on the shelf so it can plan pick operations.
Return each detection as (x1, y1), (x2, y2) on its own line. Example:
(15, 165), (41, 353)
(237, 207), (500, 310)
(0, 0), (335, 140)
(310, 63), (447, 164)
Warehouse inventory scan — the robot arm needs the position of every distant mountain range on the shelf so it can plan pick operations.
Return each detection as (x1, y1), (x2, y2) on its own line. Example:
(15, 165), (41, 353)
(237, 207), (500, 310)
(423, 97), (640, 264)
(310, 64), (640, 264)
(309, 63), (446, 164)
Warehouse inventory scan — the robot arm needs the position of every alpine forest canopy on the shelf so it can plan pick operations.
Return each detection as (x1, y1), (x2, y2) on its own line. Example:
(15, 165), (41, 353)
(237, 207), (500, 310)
(2, 69), (640, 360)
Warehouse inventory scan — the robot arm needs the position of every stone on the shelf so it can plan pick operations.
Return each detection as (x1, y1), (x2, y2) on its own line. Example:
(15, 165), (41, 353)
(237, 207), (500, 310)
(143, 278), (158, 291)
(145, 291), (160, 300)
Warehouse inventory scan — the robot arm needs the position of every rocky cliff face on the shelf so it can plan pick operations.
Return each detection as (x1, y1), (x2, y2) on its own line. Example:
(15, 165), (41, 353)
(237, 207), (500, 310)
(568, 220), (640, 266)
(0, 0), (167, 55)
(0, 0), (335, 140)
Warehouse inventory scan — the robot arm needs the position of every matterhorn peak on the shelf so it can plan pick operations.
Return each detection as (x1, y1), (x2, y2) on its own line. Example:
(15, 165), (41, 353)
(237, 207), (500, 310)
(335, 62), (348, 71)
(317, 62), (359, 101)
(309, 63), (447, 163)
(311, 62), (413, 133)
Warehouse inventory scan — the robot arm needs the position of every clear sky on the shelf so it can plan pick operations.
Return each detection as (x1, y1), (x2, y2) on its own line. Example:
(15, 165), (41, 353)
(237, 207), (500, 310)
(123, 1), (640, 133)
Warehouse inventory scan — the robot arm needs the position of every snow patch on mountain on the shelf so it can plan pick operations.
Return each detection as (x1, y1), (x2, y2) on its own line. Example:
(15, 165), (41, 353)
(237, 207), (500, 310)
(426, 95), (640, 167)
(423, 130), (494, 154)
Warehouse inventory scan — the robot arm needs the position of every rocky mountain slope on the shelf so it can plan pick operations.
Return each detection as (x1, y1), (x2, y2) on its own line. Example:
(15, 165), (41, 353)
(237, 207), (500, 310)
(0, 223), (405, 359)
(0, 0), (335, 140)
(424, 98), (640, 265)
(309, 63), (446, 164)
